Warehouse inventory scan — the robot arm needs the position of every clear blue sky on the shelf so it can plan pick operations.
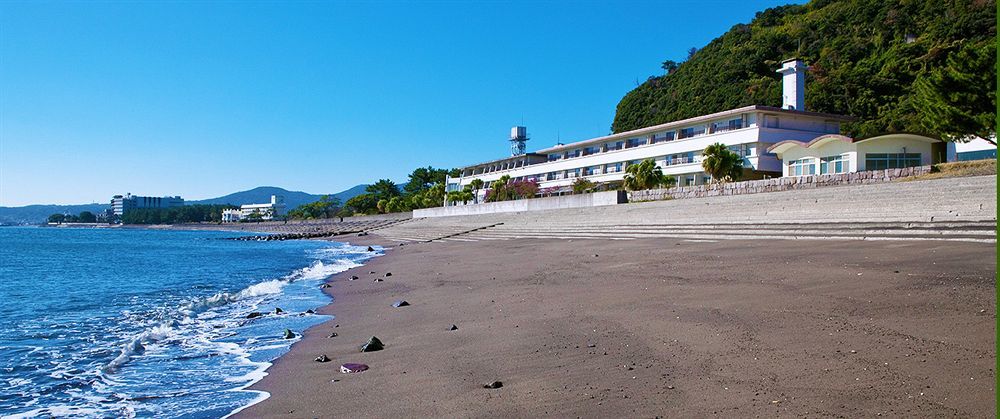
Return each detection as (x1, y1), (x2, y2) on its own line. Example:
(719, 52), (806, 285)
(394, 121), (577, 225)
(1, 0), (802, 206)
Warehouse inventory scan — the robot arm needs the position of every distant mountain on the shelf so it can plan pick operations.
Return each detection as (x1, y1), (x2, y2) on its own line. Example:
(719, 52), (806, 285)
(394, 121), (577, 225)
(0, 203), (109, 226)
(188, 185), (367, 209)
(0, 185), (368, 225)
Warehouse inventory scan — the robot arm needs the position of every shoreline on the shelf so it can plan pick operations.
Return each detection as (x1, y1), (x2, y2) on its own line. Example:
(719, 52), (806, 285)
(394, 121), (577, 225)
(237, 235), (996, 417)
(225, 233), (387, 418)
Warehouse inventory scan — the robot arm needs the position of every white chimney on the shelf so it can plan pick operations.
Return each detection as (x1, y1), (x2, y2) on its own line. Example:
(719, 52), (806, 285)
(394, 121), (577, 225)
(776, 58), (808, 111)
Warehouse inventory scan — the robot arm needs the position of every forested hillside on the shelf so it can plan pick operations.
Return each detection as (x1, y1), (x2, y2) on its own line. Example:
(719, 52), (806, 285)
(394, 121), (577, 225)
(612, 0), (996, 140)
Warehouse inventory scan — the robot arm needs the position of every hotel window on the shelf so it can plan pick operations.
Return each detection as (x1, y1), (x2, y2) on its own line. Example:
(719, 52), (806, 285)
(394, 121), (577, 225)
(711, 118), (743, 133)
(864, 153), (921, 170)
(605, 162), (623, 173)
(820, 155), (849, 174)
(583, 146), (601, 156)
(678, 125), (706, 139)
(567, 168), (580, 178)
(788, 158), (816, 176)
(567, 149), (581, 158)
(625, 138), (646, 148)
(606, 141), (624, 151)
(584, 166), (601, 176)
(651, 131), (675, 144)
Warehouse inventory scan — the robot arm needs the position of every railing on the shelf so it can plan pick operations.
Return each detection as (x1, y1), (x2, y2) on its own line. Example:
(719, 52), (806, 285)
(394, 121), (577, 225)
(664, 156), (699, 166)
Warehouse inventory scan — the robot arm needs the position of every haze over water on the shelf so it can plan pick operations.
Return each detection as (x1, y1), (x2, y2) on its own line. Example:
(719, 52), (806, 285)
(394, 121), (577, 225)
(0, 227), (378, 417)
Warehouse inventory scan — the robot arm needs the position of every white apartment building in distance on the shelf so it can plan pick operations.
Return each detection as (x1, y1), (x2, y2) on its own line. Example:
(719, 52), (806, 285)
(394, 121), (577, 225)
(221, 195), (286, 222)
(110, 193), (184, 217)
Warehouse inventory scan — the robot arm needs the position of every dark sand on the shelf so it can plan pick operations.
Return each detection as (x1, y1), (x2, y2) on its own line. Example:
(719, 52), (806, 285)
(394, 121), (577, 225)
(237, 237), (996, 417)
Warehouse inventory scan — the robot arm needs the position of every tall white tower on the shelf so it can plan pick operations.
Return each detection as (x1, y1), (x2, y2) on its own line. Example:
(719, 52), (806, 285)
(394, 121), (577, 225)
(776, 58), (808, 111)
(510, 126), (528, 156)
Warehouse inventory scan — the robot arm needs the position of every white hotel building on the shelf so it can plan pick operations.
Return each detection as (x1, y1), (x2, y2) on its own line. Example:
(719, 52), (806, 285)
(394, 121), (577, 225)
(446, 59), (953, 203)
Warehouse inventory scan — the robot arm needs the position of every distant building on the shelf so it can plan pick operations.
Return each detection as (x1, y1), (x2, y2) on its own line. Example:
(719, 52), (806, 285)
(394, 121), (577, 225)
(952, 136), (997, 161)
(111, 193), (184, 217)
(221, 195), (286, 222)
(221, 208), (242, 223)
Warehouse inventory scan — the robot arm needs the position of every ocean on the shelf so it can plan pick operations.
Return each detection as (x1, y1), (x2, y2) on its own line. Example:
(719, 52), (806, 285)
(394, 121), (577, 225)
(0, 226), (378, 418)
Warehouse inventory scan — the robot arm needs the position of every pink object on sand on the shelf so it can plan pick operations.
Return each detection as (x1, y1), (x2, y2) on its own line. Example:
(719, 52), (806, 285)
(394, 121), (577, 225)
(340, 363), (369, 373)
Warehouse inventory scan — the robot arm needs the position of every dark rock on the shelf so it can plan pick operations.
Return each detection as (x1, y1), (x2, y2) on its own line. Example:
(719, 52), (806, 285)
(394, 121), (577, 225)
(449, 324), (458, 331)
(320, 283), (331, 289)
(350, 275), (359, 280)
(305, 309), (315, 314)
(274, 307), (284, 314)
(283, 329), (295, 339)
(367, 246), (375, 252)
(392, 300), (410, 307)
(315, 354), (330, 363)
(360, 336), (384, 352)
(328, 332), (338, 338)
(369, 271), (376, 274)
(373, 278), (383, 282)
(384, 272), (392, 277)
(483, 381), (503, 389)
(587, 343), (596, 348)
(245, 312), (264, 319)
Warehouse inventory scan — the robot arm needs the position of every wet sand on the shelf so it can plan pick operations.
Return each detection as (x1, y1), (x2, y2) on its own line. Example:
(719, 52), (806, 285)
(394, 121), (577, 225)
(237, 237), (996, 417)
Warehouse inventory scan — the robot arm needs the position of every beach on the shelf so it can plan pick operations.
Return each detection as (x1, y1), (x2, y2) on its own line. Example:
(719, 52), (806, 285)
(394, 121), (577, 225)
(238, 235), (996, 417)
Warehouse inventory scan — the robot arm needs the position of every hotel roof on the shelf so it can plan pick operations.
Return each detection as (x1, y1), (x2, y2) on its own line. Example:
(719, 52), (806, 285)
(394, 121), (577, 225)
(535, 105), (854, 154)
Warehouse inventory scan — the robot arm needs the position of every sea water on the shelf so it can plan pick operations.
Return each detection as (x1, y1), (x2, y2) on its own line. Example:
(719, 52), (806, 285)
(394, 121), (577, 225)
(0, 227), (378, 418)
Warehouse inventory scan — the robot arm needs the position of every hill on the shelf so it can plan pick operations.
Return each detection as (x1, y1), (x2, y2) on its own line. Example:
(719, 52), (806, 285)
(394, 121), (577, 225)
(188, 185), (367, 209)
(0, 203), (109, 225)
(612, 0), (995, 138)
(0, 185), (368, 225)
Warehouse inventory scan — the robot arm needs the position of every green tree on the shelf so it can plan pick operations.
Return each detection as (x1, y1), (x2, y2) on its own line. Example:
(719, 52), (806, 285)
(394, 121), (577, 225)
(623, 159), (671, 191)
(701, 143), (745, 183)
(287, 195), (342, 220)
(344, 193), (379, 215)
(611, 1), (996, 138)
(661, 59), (678, 74)
(376, 199), (388, 214)
(404, 167), (449, 195)
(366, 179), (400, 202)
(469, 178), (485, 203)
(47, 213), (65, 223)
(571, 178), (596, 194)
(385, 196), (408, 213)
(913, 41), (996, 144)
(487, 175), (513, 202)
(446, 190), (474, 205)
(78, 211), (97, 223)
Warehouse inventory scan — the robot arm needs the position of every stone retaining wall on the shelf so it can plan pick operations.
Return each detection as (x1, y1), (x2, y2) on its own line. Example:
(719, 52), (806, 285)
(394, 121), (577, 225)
(629, 166), (934, 202)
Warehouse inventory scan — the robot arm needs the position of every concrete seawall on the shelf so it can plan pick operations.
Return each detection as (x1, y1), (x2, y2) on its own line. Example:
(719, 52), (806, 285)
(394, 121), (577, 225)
(414, 190), (626, 218)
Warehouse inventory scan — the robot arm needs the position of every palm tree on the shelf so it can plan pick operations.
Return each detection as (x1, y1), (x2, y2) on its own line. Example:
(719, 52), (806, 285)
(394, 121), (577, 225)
(469, 178), (485, 204)
(701, 143), (744, 183)
(489, 175), (512, 202)
(623, 159), (670, 191)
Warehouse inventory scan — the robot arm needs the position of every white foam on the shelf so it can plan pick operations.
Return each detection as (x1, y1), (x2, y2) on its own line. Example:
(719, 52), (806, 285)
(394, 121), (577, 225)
(103, 324), (175, 374)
